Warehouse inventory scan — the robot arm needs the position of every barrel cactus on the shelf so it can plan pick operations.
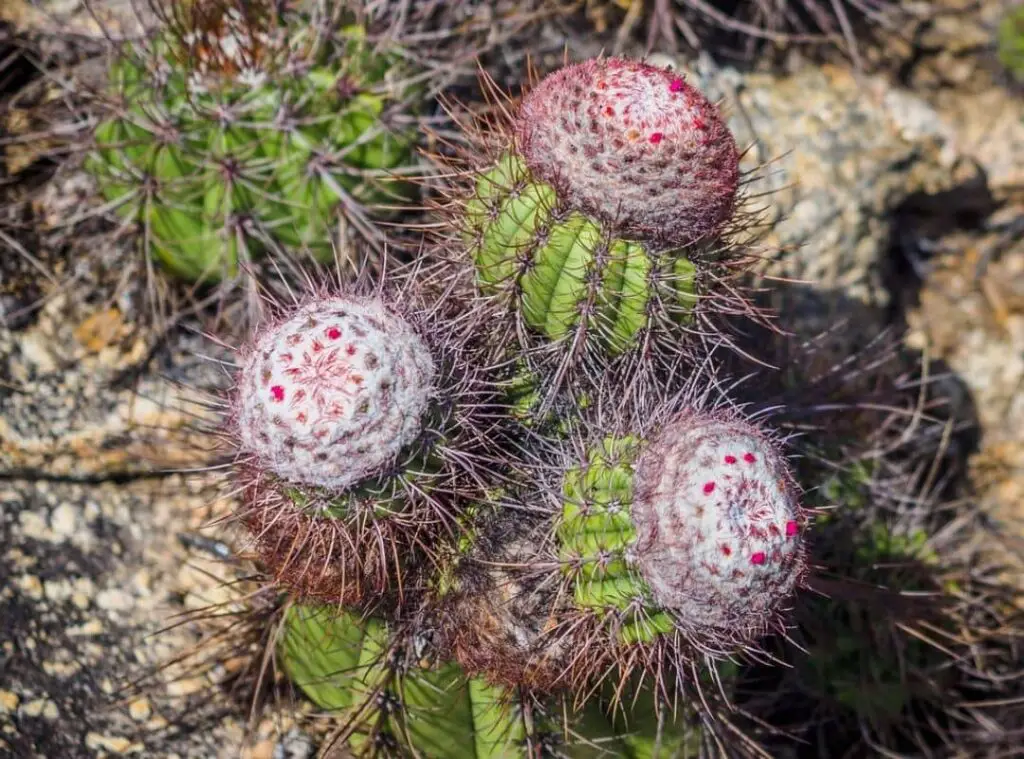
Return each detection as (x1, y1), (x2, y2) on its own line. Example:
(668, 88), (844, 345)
(445, 396), (809, 694)
(447, 57), (755, 407)
(85, 0), (419, 284)
(225, 269), (502, 604)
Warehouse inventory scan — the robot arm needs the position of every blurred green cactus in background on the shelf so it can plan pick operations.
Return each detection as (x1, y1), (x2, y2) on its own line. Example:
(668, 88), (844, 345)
(998, 3), (1024, 83)
(85, 2), (418, 283)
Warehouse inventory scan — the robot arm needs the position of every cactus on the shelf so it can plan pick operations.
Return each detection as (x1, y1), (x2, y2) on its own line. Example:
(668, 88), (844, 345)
(203, 55), (793, 751)
(445, 400), (809, 694)
(225, 272), (504, 604)
(513, 59), (739, 248)
(85, 1), (419, 284)
(278, 602), (705, 757)
(449, 58), (755, 407)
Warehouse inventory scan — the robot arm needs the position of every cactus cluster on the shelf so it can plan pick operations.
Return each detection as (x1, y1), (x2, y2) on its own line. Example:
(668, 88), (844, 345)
(187, 47), (1013, 759)
(200, 52), (813, 755)
(84, 1), (419, 284)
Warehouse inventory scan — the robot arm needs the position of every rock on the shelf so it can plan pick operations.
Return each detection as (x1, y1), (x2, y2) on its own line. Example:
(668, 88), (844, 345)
(0, 478), (319, 757)
(0, 221), (225, 478)
(19, 698), (56, 718)
(95, 588), (134, 613)
(50, 503), (77, 539)
(932, 89), (1024, 192)
(0, 691), (20, 714)
(886, 1), (1024, 193)
(906, 203), (1024, 591)
(646, 57), (967, 352)
(84, 733), (141, 754)
(127, 699), (151, 722)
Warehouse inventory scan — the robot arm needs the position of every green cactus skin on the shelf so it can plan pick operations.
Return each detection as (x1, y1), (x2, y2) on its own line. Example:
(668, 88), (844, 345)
(503, 361), (590, 434)
(87, 21), (416, 283)
(280, 604), (528, 757)
(464, 153), (698, 357)
(998, 4), (1024, 84)
(558, 436), (674, 644)
(279, 604), (702, 758)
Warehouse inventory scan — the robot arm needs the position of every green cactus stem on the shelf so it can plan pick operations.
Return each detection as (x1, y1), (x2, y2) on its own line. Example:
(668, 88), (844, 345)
(280, 604), (540, 757)
(464, 152), (698, 357)
(279, 604), (703, 757)
(87, 13), (417, 283)
(558, 436), (674, 644)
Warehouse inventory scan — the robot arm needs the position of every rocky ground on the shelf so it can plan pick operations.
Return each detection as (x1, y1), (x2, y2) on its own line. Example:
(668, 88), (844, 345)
(1, 0), (1022, 757)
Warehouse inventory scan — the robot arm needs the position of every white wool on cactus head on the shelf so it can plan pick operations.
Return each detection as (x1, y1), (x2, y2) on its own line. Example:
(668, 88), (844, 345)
(233, 296), (437, 490)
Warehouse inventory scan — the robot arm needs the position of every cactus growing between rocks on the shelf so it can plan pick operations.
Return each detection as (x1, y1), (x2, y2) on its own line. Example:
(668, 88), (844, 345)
(85, 0), (420, 284)
(197, 54), (801, 752)
(157, 50), (1024, 758)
